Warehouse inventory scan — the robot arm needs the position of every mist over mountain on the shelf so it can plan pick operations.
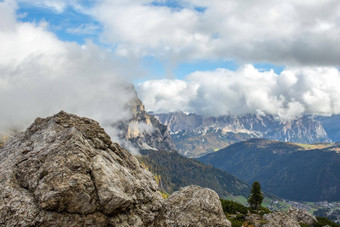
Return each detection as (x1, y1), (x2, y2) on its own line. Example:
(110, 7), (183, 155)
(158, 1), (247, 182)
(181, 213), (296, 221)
(153, 111), (333, 157)
(112, 95), (176, 154)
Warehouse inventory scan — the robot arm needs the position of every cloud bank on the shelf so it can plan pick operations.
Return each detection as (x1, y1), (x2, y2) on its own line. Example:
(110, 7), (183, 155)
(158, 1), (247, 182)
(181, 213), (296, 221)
(0, 1), (138, 143)
(93, 0), (340, 66)
(137, 65), (340, 119)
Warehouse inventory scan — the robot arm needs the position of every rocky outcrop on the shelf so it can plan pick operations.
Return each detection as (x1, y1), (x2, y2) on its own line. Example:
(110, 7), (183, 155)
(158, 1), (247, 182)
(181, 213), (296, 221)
(240, 208), (318, 227)
(0, 111), (230, 227)
(263, 208), (317, 227)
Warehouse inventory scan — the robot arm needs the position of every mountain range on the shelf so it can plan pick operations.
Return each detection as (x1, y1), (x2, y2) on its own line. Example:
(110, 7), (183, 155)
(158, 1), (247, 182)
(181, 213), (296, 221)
(113, 96), (251, 198)
(115, 95), (340, 202)
(153, 111), (338, 157)
(198, 139), (340, 202)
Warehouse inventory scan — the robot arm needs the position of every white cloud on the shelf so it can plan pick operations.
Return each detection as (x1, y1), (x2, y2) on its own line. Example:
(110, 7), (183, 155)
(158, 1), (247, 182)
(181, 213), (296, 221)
(0, 1), (139, 142)
(91, 0), (340, 66)
(15, 0), (340, 66)
(137, 79), (197, 113)
(137, 65), (340, 119)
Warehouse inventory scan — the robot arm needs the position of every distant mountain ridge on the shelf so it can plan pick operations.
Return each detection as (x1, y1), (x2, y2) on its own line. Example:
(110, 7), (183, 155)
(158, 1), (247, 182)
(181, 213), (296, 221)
(153, 111), (334, 157)
(198, 139), (340, 202)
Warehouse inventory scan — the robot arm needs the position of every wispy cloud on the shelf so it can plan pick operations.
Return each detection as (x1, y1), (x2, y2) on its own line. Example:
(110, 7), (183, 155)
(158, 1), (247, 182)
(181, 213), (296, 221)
(0, 1), (141, 140)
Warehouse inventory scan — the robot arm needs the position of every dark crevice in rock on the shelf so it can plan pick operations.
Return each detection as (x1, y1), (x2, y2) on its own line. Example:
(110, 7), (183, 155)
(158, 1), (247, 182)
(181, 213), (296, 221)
(88, 169), (100, 210)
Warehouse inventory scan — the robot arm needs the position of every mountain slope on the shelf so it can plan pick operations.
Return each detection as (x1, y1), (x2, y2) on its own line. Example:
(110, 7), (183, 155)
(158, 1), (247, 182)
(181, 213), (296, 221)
(154, 112), (331, 157)
(137, 149), (250, 198)
(318, 114), (340, 142)
(198, 139), (340, 201)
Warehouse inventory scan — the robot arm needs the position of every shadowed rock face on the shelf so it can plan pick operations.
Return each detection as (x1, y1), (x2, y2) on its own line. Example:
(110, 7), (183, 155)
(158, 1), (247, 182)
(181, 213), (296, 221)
(0, 111), (230, 227)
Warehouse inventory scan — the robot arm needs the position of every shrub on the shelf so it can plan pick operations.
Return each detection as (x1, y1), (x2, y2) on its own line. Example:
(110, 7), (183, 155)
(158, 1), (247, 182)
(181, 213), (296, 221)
(228, 214), (245, 227)
(314, 217), (340, 227)
(220, 199), (248, 214)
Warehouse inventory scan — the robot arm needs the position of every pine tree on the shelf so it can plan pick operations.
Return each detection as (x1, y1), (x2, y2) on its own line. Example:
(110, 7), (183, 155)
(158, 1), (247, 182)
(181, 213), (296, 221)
(248, 181), (264, 210)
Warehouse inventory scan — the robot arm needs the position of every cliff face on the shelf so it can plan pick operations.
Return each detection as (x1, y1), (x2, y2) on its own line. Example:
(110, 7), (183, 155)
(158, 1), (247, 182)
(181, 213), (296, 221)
(0, 111), (230, 227)
(114, 97), (176, 152)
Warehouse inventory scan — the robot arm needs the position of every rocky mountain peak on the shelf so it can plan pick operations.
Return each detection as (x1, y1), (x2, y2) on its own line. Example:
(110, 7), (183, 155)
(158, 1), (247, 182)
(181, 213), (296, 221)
(0, 111), (230, 226)
(115, 97), (177, 152)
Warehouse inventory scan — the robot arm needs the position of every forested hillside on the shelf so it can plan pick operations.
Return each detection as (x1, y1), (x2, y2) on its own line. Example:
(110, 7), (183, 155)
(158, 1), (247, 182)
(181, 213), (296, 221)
(199, 139), (340, 201)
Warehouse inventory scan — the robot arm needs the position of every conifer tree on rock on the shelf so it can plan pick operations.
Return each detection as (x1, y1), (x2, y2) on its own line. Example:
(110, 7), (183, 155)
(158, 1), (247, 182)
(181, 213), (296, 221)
(248, 181), (264, 210)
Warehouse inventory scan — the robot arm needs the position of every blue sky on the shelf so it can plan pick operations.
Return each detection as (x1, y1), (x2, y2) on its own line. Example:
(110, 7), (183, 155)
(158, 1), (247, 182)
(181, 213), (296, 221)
(15, 1), (287, 81)
(17, 1), (101, 44)
(0, 0), (339, 128)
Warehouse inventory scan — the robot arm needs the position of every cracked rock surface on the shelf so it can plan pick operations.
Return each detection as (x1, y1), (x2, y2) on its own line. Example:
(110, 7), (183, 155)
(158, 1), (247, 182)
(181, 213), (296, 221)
(165, 185), (231, 227)
(0, 111), (230, 227)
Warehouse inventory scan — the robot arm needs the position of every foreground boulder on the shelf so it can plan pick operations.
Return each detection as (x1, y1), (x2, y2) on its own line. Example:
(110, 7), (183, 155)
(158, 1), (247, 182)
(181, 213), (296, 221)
(165, 185), (231, 227)
(0, 111), (230, 227)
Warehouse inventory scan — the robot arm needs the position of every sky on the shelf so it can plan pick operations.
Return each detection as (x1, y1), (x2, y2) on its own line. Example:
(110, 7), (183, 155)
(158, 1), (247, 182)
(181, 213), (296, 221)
(1, 0), (340, 134)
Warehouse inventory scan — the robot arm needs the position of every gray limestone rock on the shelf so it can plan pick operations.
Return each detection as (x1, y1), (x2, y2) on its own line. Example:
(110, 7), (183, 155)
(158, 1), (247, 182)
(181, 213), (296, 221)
(0, 111), (230, 227)
(114, 97), (177, 152)
(0, 111), (163, 226)
(165, 185), (231, 227)
(263, 208), (317, 227)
